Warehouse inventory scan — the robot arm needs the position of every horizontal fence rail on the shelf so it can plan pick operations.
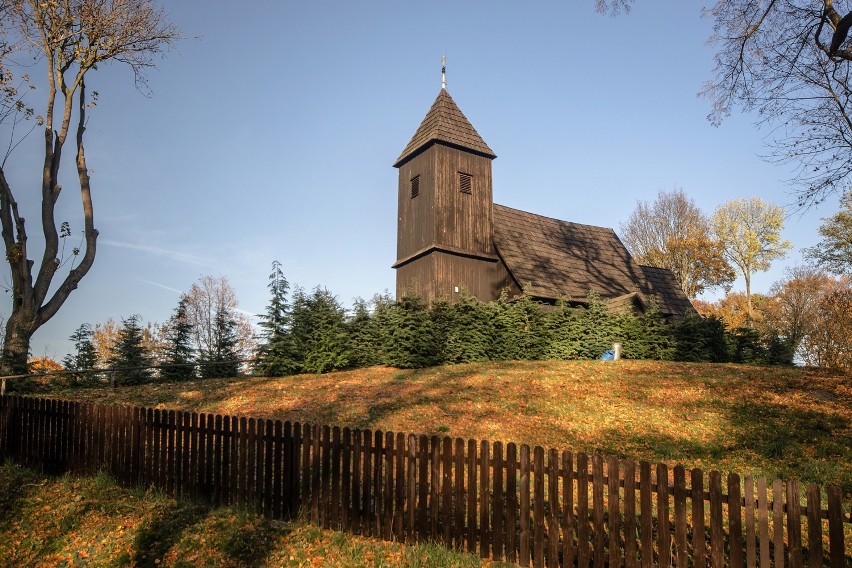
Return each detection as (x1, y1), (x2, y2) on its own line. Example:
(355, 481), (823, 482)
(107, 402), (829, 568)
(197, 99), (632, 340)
(0, 395), (849, 567)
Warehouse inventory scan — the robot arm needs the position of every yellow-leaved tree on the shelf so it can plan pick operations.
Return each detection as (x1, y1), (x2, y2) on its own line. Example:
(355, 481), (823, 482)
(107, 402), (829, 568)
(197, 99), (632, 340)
(711, 198), (792, 326)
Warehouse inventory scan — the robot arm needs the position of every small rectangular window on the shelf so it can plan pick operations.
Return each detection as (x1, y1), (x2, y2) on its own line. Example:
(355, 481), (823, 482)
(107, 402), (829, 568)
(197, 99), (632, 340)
(410, 175), (420, 198)
(459, 172), (472, 194)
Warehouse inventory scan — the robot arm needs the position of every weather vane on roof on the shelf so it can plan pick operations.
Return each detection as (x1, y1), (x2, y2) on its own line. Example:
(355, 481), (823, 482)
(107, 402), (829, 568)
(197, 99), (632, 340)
(441, 54), (446, 90)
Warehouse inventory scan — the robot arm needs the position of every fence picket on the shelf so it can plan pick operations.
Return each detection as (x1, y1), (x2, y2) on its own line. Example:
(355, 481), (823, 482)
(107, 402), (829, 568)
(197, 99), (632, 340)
(674, 465), (687, 568)
(520, 444), (531, 568)
(406, 434), (416, 541)
(593, 454), (605, 568)
(692, 468), (706, 567)
(547, 449), (559, 568)
(332, 426), (342, 529)
(773, 479), (785, 567)
(745, 476), (756, 568)
(493, 441), (504, 560)
(385, 431), (396, 540)
(639, 461), (652, 568)
(562, 451), (575, 568)
(827, 485), (844, 568)
(395, 432), (405, 541)
(533, 446), (544, 568)
(342, 427), (351, 531)
(578, 453), (591, 568)
(624, 459), (637, 568)
(467, 438), (478, 553)
(608, 456), (621, 568)
(787, 480), (802, 568)
(480, 439), (491, 559)
(506, 443), (518, 564)
(658, 464), (670, 568)
(730, 473), (744, 568)
(442, 436), (452, 545)
(806, 484), (822, 568)
(758, 477), (770, 568)
(454, 437), (465, 550)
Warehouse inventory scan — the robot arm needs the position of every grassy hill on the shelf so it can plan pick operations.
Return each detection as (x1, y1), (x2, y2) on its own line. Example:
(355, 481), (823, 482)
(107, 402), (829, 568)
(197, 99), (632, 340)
(54, 360), (851, 491)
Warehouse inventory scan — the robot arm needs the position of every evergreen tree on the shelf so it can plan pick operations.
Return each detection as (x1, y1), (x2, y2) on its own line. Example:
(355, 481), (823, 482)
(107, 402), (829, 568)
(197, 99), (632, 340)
(442, 293), (491, 363)
(254, 261), (299, 376)
(622, 302), (675, 360)
(108, 315), (154, 386)
(575, 293), (618, 359)
(673, 315), (729, 363)
(198, 307), (241, 379)
(62, 323), (99, 385)
(347, 296), (387, 368)
(488, 292), (547, 361)
(299, 288), (351, 373)
(160, 296), (196, 381)
(387, 294), (438, 368)
(543, 299), (583, 360)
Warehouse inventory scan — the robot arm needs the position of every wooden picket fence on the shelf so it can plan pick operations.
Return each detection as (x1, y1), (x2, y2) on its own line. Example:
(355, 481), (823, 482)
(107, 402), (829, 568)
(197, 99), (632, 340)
(0, 395), (849, 567)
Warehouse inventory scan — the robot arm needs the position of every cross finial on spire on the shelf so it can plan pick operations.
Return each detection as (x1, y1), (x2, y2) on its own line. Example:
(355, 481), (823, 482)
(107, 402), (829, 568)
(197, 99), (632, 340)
(441, 54), (446, 90)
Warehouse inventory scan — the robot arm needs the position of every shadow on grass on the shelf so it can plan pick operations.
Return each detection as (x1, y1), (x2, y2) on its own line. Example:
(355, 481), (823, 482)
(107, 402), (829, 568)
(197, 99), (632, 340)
(127, 501), (281, 568)
(129, 500), (208, 567)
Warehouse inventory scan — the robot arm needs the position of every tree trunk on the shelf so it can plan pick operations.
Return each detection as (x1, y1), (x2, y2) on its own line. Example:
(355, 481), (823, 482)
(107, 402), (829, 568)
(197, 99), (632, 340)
(2, 310), (34, 375)
(745, 273), (753, 328)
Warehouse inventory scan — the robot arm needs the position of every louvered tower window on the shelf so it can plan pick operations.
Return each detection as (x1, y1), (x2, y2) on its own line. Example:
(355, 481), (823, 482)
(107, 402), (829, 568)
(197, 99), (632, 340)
(410, 175), (420, 198)
(459, 172), (472, 194)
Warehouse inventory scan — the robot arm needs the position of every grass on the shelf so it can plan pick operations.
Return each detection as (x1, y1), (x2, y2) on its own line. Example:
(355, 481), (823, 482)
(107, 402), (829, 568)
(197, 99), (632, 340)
(0, 462), (512, 567)
(52, 360), (852, 491)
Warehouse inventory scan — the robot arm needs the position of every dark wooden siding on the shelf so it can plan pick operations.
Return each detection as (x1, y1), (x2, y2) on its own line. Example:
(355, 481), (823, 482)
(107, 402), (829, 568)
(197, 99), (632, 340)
(396, 250), (521, 303)
(395, 142), (500, 304)
(396, 150), (436, 262)
(431, 145), (493, 255)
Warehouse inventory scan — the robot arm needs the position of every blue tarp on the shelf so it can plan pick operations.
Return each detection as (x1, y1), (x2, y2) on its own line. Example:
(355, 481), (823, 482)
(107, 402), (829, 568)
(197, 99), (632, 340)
(599, 350), (615, 361)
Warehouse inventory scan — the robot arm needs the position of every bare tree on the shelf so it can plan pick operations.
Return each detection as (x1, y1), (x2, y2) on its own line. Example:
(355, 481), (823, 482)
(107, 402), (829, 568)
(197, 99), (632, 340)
(599, 1), (852, 207)
(184, 275), (256, 366)
(804, 190), (852, 274)
(701, 1), (852, 207)
(0, 1), (178, 374)
(620, 188), (735, 298)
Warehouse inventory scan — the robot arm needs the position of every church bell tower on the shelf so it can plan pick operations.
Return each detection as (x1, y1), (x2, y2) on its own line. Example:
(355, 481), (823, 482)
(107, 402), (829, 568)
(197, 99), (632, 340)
(392, 67), (500, 303)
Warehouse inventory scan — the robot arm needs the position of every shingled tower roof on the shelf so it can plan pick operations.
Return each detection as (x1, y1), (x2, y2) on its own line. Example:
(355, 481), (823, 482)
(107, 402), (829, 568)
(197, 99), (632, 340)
(394, 89), (496, 168)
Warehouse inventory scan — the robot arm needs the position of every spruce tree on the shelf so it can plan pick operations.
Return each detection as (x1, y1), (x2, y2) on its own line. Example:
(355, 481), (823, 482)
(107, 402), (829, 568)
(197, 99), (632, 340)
(489, 293), (546, 361)
(299, 288), (351, 373)
(347, 295), (391, 368)
(108, 315), (154, 385)
(160, 297), (196, 381)
(198, 308), (240, 379)
(254, 261), (299, 376)
(622, 301), (675, 360)
(62, 323), (99, 385)
(387, 294), (438, 369)
(543, 299), (583, 360)
(443, 293), (490, 364)
(576, 293), (617, 359)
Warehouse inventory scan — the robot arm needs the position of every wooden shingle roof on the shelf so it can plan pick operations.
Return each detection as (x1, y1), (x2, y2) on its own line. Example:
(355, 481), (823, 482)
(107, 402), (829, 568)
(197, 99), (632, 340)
(492, 204), (693, 317)
(394, 89), (496, 168)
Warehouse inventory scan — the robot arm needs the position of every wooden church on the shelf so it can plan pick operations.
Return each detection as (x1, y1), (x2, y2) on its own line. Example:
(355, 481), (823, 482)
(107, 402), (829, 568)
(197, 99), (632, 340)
(392, 83), (693, 319)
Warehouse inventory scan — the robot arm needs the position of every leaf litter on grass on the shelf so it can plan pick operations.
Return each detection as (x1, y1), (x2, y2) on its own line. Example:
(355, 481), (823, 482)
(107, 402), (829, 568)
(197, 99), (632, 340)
(54, 360), (852, 490)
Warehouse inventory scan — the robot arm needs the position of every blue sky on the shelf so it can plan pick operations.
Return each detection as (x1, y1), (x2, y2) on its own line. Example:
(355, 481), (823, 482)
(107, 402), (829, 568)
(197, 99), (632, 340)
(1, 1), (843, 360)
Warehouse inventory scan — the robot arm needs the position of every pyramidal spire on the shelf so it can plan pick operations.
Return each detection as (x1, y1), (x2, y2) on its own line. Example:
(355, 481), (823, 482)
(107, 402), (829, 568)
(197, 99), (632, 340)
(394, 86), (496, 167)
